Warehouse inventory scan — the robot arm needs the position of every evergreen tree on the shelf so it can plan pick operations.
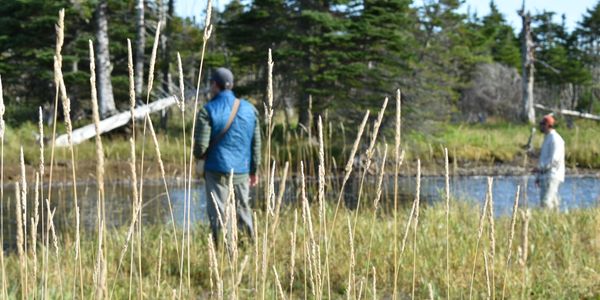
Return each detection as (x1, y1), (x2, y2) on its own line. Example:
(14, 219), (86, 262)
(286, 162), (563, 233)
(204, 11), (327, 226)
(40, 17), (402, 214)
(480, 1), (520, 69)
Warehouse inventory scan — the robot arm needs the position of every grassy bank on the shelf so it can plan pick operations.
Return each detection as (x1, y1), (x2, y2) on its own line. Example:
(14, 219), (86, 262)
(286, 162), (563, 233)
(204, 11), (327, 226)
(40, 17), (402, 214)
(3, 200), (599, 298)
(6, 116), (599, 181)
(404, 120), (600, 171)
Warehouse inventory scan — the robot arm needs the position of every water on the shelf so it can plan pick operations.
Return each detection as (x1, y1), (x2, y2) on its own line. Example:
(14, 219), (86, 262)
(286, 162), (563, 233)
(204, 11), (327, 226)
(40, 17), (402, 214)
(2, 175), (598, 248)
(397, 175), (600, 215)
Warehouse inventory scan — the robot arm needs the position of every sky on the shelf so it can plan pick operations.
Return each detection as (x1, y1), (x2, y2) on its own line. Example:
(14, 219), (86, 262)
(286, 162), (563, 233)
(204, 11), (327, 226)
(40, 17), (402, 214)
(175, 0), (597, 32)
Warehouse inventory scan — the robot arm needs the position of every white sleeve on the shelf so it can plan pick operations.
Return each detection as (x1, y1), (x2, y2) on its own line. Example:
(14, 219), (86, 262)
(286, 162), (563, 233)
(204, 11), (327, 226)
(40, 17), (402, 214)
(550, 135), (564, 170)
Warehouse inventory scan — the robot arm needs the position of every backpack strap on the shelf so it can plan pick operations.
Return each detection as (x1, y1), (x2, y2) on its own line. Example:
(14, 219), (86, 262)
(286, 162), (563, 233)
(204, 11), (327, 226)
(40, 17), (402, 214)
(200, 98), (241, 159)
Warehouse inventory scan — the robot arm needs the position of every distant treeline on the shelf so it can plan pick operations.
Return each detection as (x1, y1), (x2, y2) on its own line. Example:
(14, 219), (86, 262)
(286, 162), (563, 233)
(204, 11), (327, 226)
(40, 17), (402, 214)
(1, 0), (599, 129)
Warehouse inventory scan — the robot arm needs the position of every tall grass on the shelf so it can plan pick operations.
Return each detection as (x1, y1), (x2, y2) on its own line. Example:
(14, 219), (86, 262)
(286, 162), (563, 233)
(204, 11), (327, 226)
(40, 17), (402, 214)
(0, 5), (598, 300)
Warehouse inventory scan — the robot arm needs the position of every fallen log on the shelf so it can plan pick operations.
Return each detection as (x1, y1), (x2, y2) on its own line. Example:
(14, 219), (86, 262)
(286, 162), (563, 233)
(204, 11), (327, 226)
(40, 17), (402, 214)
(54, 96), (178, 147)
(534, 103), (600, 122)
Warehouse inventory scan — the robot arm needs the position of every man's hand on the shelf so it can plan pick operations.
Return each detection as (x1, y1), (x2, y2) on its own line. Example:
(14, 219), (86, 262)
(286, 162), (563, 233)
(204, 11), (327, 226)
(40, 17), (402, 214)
(250, 174), (258, 187)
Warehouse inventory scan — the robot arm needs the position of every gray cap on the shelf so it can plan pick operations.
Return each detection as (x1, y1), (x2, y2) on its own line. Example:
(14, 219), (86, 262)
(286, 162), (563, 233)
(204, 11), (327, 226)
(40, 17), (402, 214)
(210, 67), (234, 90)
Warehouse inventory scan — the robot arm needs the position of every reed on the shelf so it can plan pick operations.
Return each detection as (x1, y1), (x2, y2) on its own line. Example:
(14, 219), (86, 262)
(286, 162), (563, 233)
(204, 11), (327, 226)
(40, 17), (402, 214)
(519, 209), (531, 298)
(89, 39), (108, 299)
(15, 181), (25, 300)
(469, 178), (492, 300)
(487, 177), (496, 299)
(501, 186), (520, 300)
(0, 74), (6, 300)
(411, 159), (421, 300)
(288, 210), (298, 299)
(444, 147), (450, 299)
(273, 266), (286, 299)
(393, 89), (402, 300)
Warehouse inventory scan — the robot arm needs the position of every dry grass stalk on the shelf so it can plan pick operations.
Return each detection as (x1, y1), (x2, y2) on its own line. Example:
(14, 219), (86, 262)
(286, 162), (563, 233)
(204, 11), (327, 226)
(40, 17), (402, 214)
(45, 197), (64, 297)
(253, 211), (259, 294)
(94, 219), (107, 299)
(444, 147), (451, 300)
(15, 182), (25, 299)
(273, 266), (286, 300)
(318, 117), (325, 218)
(31, 173), (40, 292)
(109, 140), (139, 300)
(484, 251), (491, 299)
(178, 51), (192, 294)
(208, 234), (223, 300)
(176, 52), (185, 110)
(146, 20), (161, 104)
(300, 162), (320, 298)
(226, 172), (240, 299)
(38, 106), (44, 193)
(54, 15), (83, 295)
(372, 266), (376, 300)
(264, 49), (275, 214)
(411, 160), (421, 300)
(289, 210), (298, 298)
(175, 51), (191, 293)
(236, 255), (250, 287)
(47, 8), (64, 208)
(157, 235), (163, 295)
(399, 191), (417, 256)
(147, 116), (180, 247)
(316, 117), (327, 296)
(365, 144), (388, 273)
(346, 215), (356, 300)
(519, 209), (531, 298)
(486, 178), (496, 299)
(0, 74), (6, 299)
(501, 186), (520, 300)
(19, 148), (29, 299)
(186, 0), (212, 232)
(355, 98), (388, 216)
(428, 282), (434, 300)
(271, 161), (289, 245)
(127, 39), (136, 131)
(132, 20), (162, 298)
(469, 183), (491, 300)
(330, 111), (369, 243)
(0, 75), (4, 141)
(89, 39), (107, 299)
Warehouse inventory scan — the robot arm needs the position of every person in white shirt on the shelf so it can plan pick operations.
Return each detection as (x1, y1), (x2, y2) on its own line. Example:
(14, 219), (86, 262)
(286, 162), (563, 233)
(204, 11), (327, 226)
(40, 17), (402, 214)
(534, 114), (565, 209)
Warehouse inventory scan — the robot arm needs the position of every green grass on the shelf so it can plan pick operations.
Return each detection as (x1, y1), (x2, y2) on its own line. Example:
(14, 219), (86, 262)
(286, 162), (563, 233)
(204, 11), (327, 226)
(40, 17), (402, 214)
(3, 201), (599, 298)
(403, 120), (600, 169)
(5, 113), (600, 176)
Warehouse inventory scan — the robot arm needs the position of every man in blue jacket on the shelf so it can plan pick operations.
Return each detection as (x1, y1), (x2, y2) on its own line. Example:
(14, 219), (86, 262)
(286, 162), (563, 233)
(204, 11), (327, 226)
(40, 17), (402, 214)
(194, 67), (261, 243)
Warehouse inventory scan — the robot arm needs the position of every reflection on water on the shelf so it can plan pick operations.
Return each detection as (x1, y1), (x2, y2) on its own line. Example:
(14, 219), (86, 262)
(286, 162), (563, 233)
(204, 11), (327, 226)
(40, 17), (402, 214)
(1, 175), (598, 249)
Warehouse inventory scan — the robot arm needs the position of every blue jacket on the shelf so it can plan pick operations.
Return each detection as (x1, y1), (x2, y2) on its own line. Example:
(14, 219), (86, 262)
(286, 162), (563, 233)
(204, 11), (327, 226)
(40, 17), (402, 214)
(198, 90), (260, 174)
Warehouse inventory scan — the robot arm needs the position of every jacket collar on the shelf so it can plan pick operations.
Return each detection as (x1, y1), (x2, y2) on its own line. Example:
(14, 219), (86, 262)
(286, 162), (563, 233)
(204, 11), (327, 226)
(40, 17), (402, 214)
(211, 89), (235, 101)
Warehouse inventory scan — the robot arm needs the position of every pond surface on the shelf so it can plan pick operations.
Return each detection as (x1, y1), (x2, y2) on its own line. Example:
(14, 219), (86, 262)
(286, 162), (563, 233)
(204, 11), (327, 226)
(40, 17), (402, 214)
(396, 175), (600, 216)
(1, 175), (598, 248)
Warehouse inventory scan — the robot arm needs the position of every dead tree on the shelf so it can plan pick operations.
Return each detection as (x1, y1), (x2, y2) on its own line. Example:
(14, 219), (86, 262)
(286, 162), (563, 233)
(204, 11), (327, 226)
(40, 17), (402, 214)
(135, 0), (146, 104)
(519, 4), (536, 124)
(95, 0), (117, 118)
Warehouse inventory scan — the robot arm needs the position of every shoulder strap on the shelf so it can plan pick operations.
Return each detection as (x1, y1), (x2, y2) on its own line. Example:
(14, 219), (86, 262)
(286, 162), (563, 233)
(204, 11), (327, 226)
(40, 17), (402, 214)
(201, 98), (241, 159)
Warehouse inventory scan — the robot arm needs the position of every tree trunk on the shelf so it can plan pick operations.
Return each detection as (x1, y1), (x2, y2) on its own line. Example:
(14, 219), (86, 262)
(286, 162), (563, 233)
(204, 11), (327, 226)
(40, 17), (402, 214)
(160, 0), (174, 131)
(95, 0), (117, 118)
(519, 8), (535, 124)
(135, 0), (146, 104)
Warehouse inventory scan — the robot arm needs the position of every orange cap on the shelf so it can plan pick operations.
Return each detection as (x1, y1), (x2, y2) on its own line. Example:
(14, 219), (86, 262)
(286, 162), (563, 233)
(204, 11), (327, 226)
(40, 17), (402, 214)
(541, 114), (555, 126)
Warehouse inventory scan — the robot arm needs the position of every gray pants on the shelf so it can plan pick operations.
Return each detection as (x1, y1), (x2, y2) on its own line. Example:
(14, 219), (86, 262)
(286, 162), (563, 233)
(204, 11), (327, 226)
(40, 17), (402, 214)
(540, 177), (561, 210)
(205, 171), (254, 243)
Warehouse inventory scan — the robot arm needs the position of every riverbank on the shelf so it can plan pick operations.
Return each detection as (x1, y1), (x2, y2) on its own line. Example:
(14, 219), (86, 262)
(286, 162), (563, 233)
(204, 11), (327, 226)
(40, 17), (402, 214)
(3, 119), (599, 183)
